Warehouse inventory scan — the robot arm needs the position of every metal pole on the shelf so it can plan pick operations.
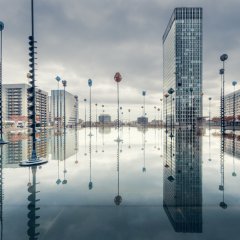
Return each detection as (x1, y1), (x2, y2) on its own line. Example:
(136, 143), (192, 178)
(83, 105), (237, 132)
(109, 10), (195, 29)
(0, 23), (7, 144)
(64, 86), (66, 133)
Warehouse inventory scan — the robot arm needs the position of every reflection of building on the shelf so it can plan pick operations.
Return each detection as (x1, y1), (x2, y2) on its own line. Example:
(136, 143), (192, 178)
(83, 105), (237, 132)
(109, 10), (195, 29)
(163, 129), (202, 232)
(50, 131), (75, 160)
(224, 134), (240, 160)
(225, 90), (240, 117)
(137, 116), (148, 125)
(50, 90), (78, 127)
(2, 84), (49, 126)
(99, 114), (111, 124)
(3, 131), (48, 168)
(163, 8), (203, 125)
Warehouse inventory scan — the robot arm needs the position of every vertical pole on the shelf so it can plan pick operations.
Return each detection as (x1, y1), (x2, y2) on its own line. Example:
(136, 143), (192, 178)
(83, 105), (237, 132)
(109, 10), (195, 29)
(0, 29), (4, 142)
(31, 0), (36, 159)
(64, 86), (66, 134)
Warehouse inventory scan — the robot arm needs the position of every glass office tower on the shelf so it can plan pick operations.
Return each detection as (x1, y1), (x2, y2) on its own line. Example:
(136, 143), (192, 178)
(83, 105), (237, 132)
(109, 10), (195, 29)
(163, 8), (203, 126)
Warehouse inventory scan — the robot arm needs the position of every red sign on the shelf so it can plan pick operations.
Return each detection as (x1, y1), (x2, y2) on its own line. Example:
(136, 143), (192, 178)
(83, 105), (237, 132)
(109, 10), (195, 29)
(114, 72), (122, 83)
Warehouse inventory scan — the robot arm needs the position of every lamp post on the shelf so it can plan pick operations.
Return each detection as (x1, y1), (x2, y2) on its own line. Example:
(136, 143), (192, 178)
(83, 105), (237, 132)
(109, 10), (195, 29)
(114, 72), (122, 142)
(208, 97), (212, 130)
(88, 79), (93, 136)
(84, 98), (87, 156)
(128, 109), (131, 126)
(20, 0), (47, 166)
(0, 21), (7, 144)
(232, 80), (237, 133)
(220, 54), (228, 135)
(164, 93), (169, 133)
(55, 76), (61, 131)
(62, 80), (67, 134)
(168, 88), (175, 138)
(142, 91), (146, 124)
(95, 103), (98, 153)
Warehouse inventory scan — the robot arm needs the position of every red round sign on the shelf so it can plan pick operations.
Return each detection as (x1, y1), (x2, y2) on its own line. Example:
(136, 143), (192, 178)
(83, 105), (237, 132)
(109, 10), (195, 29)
(114, 72), (122, 82)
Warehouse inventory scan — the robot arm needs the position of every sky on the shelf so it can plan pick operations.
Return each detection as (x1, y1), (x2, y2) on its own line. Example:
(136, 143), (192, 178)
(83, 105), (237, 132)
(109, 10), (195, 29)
(1, 0), (240, 120)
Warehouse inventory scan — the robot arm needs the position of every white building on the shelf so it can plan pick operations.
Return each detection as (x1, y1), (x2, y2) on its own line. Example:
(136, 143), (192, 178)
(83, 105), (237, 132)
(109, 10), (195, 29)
(3, 84), (49, 127)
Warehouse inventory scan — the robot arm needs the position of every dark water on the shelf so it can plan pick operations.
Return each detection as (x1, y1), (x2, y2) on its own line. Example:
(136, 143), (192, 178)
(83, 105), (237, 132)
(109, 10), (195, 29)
(0, 127), (240, 240)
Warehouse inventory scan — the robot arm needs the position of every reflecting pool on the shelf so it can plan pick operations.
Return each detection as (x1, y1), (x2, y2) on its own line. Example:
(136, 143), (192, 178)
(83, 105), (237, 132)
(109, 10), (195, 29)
(0, 127), (240, 240)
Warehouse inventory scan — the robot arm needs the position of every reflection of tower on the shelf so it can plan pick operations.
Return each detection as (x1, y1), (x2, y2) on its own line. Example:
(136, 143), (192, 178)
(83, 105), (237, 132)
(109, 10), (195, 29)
(163, 129), (202, 233)
(74, 127), (79, 164)
(55, 133), (62, 185)
(0, 146), (4, 239)
(27, 166), (41, 239)
(114, 126), (122, 206)
(232, 134), (237, 177)
(208, 130), (212, 162)
(88, 131), (93, 190)
(219, 134), (227, 209)
(142, 128), (146, 173)
(62, 132), (67, 185)
(128, 123), (131, 149)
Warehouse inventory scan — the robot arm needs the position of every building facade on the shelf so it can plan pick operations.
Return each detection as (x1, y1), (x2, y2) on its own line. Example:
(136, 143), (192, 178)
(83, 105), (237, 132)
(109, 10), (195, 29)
(50, 90), (78, 127)
(99, 114), (111, 124)
(163, 8), (203, 126)
(2, 84), (49, 127)
(225, 89), (240, 118)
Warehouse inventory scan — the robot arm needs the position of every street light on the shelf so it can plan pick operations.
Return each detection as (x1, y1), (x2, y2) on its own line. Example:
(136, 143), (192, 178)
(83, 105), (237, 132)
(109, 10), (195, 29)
(84, 98), (87, 156)
(0, 21), (7, 144)
(220, 53), (228, 135)
(208, 97), (212, 130)
(88, 79), (93, 137)
(20, 0), (47, 166)
(114, 72), (122, 142)
(142, 91), (146, 125)
(55, 76), (61, 131)
(168, 88), (175, 138)
(232, 80), (237, 133)
(62, 80), (67, 134)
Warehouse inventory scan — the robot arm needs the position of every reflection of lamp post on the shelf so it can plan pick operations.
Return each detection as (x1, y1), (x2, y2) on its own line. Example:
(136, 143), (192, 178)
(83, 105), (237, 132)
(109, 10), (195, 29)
(114, 138), (122, 206)
(88, 79), (93, 136)
(114, 72), (122, 142)
(164, 93), (169, 133)
(220, 54), (228, 135)
(208, 97), (212, 130)
(232, 80), (237, 133)
(0, 21), (7, 145)
(168, 88), (174, 138)
(62, 80), (67, 134)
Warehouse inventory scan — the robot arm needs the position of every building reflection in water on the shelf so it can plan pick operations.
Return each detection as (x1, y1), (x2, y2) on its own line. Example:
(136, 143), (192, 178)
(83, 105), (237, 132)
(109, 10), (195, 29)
(163, 129), (202, 233)
(224, 133), (240, 177)
(26, 166), (41, 239)
(2, 131), (48, 168)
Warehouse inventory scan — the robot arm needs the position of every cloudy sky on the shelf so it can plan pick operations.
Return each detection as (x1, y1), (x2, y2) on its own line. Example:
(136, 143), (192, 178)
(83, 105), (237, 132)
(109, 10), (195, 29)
(1, 0), (240, 120)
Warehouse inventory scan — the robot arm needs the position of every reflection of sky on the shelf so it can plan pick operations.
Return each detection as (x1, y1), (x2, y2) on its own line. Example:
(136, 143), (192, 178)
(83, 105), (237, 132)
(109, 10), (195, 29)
(1, 128), (240, 239)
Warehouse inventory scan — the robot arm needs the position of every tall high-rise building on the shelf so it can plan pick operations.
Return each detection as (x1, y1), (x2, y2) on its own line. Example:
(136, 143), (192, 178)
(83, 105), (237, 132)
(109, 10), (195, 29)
(163, 8), (203, 126)
(50, 90), (78, 127)
(2, 84), (49, 127)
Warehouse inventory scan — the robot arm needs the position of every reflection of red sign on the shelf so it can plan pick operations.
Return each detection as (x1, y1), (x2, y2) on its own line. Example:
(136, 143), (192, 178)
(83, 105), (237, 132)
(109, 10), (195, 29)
(10, 115), (28, 121)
